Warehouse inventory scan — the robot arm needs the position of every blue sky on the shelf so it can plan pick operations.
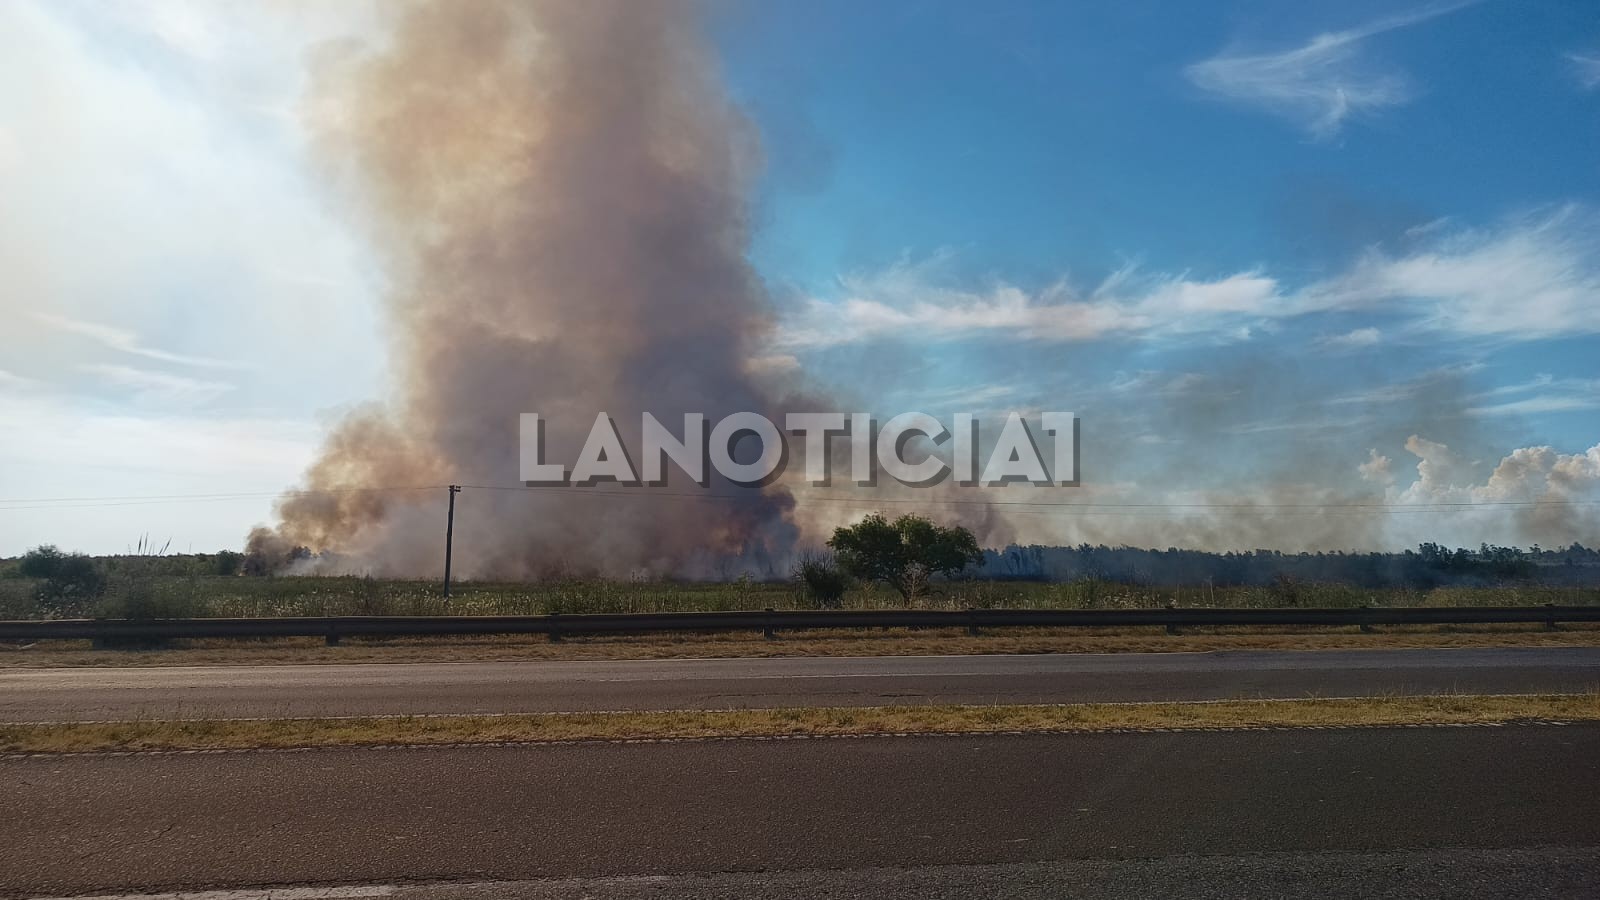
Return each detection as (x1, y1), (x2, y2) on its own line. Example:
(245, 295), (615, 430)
(724, 1), (1597, 286)
(715, 0), (1600, 523)
(2, 0), (1599, 555)
(719, 1), (1598, 433)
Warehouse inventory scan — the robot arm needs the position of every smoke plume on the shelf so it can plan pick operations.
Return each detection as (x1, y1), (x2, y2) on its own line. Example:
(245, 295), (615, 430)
(252, 0), (801, 577)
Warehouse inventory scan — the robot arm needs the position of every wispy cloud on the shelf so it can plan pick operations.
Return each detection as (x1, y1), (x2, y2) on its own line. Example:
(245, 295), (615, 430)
(1327, 363), (1483, 408)
(776, 205), (1600, 350)
(1305, 204), (1600, 339)
(1466, 375), (1600, 416)
(1317, 326), (1383, 349)
(1185, 5), (1472, 138)
(1108, 371), (1208, 398)
(1469, 394), (1600, 416)
(1569, 53), (1600, 90)
(35, 313), (245, 370)
(1223, 415), (1369, 436)
(0, 367), (39, 391)
(83, 363), (236, 406)
(892, 381), (1028, 411)
(776, 261), (1279, 349)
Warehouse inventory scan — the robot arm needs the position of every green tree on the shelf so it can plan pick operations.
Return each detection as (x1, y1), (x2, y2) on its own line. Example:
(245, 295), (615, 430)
(17, 545), (65, 580)
(213, 550), (244, 577)
(827, 514), (983, 602)
(20, 545), (107, 613)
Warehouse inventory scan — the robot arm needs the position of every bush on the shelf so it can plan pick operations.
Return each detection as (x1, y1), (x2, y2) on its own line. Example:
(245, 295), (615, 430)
(20, 545), (107, 614)
(349, 575), (396, 616)
(1268, 573), (1301, 607)
(97, 575), (208, 620)
(0, 579), (38, 618)
(792, 551), (850, 609)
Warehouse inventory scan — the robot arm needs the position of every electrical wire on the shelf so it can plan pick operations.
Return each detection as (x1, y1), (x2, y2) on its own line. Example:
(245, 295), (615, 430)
(4, 482), (1593, 517)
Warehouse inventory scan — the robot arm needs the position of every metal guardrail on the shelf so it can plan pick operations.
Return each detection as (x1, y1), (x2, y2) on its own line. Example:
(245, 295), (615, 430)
(1, 604), (1597, 645)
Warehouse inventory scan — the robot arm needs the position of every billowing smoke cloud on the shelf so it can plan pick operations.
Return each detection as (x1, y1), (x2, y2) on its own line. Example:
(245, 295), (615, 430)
(1380, 437), (1600, 548)
(251, 0), (804, 578)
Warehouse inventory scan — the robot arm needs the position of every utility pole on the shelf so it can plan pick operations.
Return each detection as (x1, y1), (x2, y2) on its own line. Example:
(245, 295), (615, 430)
(443, 484), (461, 600)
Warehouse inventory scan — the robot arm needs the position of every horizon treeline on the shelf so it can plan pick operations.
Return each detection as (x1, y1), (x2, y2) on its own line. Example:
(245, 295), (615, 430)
(3, 541), (1600, 588)
(983, 542), (1600, 588)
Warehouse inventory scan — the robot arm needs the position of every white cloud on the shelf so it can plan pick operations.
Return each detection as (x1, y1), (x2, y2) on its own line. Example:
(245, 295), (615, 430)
(1395, 436), (1600, 507)
(1222, 415), (1369, 436)
(776, 260), (1279, 349)
(777, 206), (1600, 350)
(35, 313), (244, 369)
(1305, 205), (1600, 339)
(1466, 374), (1600, 417)
(1359, 448), (1395, 486)
(1469, 395), (1600, 416)
(1318, 326), (1382, 349)
(1356, 436), (1600, 548)
(1109, 371), (1207, 397)
(894, 381), (1027, 412)
(1569, 53), (1600, 90)
(1185, 5), (1471, 138)
(0, 368), (40, 391)
(0, 1), (383, 416)
(82, 363), (236, 406)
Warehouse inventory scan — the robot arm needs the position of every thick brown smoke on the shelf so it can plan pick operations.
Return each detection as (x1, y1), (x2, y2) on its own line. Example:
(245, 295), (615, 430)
(251, 0), (802, 577)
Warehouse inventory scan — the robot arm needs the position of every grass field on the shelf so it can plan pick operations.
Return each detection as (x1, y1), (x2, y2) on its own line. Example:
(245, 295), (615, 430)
(4, 575), (1595, 666)
(4, 694), (1595, 754)
(3, 573), (1597, 621)
(4, 623), (1599, 668)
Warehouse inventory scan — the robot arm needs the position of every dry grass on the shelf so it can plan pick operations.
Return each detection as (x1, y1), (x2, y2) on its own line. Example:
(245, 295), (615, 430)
(3, 694), (1595, 754)
(2, 623), (1598, 668)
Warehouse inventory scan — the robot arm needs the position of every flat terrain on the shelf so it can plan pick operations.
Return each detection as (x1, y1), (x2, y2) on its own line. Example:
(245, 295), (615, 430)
(7, 625), (1599, 668)
(3, 647), (1597, 723)
(16, 852), (1600, 899)
(4, 726), (1597, 898)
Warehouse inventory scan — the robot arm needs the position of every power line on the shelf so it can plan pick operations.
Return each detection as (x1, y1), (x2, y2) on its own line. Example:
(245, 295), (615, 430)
(1, 481), (1596, 516)
(458, 483), (1600, 516)
(0, 486), (444, 511)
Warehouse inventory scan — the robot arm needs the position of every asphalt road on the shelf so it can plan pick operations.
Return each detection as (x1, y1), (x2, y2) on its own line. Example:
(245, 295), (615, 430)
(4, 726), (1598, 898)
(2, 647), (1598, 722)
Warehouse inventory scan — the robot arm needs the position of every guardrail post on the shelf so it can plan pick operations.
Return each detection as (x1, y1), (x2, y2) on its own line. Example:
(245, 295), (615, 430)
(1165, 601), (1180, 635)
(763, 608), (776, 640)
(548, 612), (562, 642)
(1546, 603), (1559, 631)
(325, 620), (340, 647)
(966, 608), (980, 636)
